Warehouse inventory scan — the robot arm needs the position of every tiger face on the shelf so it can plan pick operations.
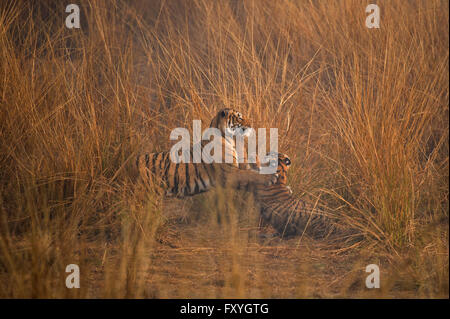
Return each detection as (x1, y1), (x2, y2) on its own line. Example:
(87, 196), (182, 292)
(209, 108), (252, 137)
(262, 152), (291, 184)
(276, 153), (291, 185)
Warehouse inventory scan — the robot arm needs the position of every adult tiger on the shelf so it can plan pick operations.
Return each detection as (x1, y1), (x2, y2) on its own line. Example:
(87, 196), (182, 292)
(256, 153), (342, 238)
(135, 108), (275, 197)
(207, 108), (259, 170)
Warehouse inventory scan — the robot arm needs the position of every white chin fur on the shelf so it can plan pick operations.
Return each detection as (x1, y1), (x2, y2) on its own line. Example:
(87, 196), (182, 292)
(242, 128), (252, 137)
(225, 127), (236, 136)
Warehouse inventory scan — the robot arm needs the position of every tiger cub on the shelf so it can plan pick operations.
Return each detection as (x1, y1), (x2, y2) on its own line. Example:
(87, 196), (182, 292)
(256, 153), (340, 238)
(135, 109), (276, 197)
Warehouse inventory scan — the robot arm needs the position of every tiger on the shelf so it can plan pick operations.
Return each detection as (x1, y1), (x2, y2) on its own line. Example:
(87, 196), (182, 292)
(255, 152), (342, 238)
(272, 152), (291, 186)
(206, 108), (260, 170)
(135, 108), (276, 197)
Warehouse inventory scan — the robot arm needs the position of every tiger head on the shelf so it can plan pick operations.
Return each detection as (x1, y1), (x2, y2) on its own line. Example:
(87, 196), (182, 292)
(261, 151), (291, 184)
(209, 108), (252, 137)
(276, 153), (291, 185)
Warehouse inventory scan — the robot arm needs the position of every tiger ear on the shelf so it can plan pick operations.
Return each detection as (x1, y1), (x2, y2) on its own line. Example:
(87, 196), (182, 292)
(220, 110), (226, 117)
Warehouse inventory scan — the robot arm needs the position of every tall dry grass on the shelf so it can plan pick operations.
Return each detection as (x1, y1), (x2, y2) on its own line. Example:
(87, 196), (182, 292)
(0, 0), (448, 298)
